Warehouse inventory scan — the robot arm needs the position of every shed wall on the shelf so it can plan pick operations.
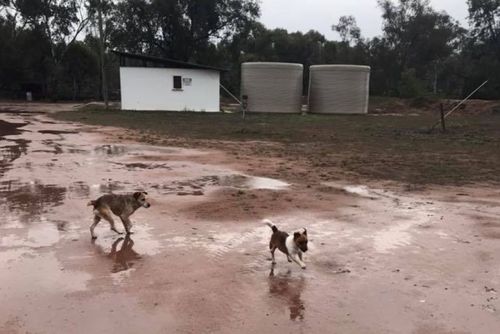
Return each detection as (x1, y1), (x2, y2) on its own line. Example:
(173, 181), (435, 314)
(120, 67), (220, 111)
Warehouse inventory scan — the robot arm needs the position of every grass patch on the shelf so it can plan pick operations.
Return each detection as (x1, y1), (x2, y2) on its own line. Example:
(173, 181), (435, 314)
(53, 109), (500, 185)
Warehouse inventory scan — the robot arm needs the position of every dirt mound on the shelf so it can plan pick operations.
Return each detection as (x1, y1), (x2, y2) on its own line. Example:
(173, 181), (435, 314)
(369, 97), (500, 115)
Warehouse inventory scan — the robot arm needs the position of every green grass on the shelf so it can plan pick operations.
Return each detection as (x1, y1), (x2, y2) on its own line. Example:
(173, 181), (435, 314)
(53, 109), (500, 185)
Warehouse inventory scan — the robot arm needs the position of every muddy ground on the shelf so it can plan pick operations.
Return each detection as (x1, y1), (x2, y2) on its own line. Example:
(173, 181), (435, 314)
(53, 104), (500, 185)
(1, 103), (500, 333)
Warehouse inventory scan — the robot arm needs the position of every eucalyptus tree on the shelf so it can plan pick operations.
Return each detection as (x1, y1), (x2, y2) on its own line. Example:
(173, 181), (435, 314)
(1, 0), (90, 97)
(378, 0), (465, 95)
(111, 0), (260, 62)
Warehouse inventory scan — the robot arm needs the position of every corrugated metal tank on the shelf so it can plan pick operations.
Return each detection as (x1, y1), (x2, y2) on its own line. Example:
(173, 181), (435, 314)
(241, 62), (303, 113)
(308, 65), (370, 114)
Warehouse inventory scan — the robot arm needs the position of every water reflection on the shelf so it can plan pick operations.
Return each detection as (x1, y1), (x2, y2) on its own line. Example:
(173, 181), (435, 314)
(0, 139), (30, 176)
(0, 119), (27, 138)
(0, 119), (29, 176)
(68, 181), (90, 199)
(0, 181), (66, 222)
(99, 181), (126, 193)
(94, 144), (128, 157)
(94, 236), (142, 273)
(38, 130), (78, 135)
(268, 265), (306, 321)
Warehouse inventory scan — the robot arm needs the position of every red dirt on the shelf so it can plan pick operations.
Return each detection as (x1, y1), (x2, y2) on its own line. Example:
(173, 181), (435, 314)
(1, 106), (500, 333)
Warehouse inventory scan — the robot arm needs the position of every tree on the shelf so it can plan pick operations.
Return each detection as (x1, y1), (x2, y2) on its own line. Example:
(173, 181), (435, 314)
(87, 0), (113, 107)
(111, 0), (259, 62)
(378, 0), (465, 95)
(60, 41), (98, 99)
(6, 0), (89, 57)
(463, 0), (500, 98)
(2, 0), (90, 98)
(332, 15), (361, 45)
(468, 0), (500, 43)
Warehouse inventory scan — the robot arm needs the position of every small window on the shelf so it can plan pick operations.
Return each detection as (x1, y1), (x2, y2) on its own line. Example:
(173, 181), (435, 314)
(173, 76), (182, 90)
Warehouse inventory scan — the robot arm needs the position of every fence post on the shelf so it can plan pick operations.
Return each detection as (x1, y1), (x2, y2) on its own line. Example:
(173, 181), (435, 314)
(242, 95), (248, 120)
(440, 103), (446, 133)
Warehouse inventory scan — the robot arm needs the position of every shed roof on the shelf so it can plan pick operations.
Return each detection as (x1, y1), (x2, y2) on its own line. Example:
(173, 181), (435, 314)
(112, 50), (227, 72)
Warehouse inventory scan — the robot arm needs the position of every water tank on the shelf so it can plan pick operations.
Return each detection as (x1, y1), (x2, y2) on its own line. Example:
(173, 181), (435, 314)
(308, 65), (370, 114)
(241, 62), (303, 113)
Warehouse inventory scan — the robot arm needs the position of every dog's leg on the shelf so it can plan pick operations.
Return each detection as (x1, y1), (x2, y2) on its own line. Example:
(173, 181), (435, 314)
(287, 255), (292, 263)
(120, 216), (133, 235)
(90, 214), (101, 239)
(290, 253), (306, 269)
(270, 246), (277, 264)
(269, 263), (276, 277)
(99, 208), (123, 235)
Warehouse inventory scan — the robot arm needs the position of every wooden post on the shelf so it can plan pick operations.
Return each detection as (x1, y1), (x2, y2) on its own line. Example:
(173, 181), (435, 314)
(440, 103), (446, 133)
(242, 95), (248, 120)
(429, 80), (488, 132)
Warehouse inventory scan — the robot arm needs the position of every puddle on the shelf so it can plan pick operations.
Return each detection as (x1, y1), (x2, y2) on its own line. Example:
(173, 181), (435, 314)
(1, 220), (60, 248)
(0, 119), (28, 138)
(91, 224), (162, 274)
(0, 110), (45, 115)
(94, 144), (129, 156)
(0, 181), (66, 221)
(38, 130), (79, 135)
(91, 181), (127, 193)
(323, 182), (379, 198)
(68, 181), (91, 199)
(372, 222), (414, 253)
(158, 174), (289, 195)
(170, 226), (270, 257)
(111, 267), (137, 285)
(218, 174), (290, 190)
(0, 250), (90, 293)
(0, 139), (30, 176)
(343, 185), (375, 198)
(268, 267), (306, 321)
(112, 162), (172, 170)
(247, 176), (290, 190)
(105, 236), (142, 273)
(93, 144), (180, 158)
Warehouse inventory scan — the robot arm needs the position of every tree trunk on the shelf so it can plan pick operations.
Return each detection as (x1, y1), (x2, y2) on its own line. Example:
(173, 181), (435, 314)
(97, 0), (109, 109)
(433, 62), (438, 94)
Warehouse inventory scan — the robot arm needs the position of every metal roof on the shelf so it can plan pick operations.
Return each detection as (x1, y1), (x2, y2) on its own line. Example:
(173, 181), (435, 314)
(112, 50), (227, 72)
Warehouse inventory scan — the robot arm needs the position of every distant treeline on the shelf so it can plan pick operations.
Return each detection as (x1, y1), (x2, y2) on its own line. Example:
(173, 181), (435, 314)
(0, 0), (499, 101)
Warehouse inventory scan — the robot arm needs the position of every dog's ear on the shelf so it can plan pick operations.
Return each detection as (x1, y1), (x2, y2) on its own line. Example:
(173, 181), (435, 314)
(294, 232), (301, 240)
(133, 192), (141, 200)
(142, 191), (148, 195)
(303, 228), (307, 235)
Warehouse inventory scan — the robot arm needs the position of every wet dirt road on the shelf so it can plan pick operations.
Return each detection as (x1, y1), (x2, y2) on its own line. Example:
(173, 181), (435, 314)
(1, 109), (500, 334)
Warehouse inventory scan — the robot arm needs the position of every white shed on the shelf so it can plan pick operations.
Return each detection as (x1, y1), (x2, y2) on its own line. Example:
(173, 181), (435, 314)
(113, 51), (225, 112)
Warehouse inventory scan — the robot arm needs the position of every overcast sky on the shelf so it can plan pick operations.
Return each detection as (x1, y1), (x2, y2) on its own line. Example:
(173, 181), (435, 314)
(259, 0), (469, 40)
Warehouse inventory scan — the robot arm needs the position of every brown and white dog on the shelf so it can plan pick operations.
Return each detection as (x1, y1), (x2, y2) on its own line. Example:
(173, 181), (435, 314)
(264, 219), (308, 269)
(88, 192), (150, 239)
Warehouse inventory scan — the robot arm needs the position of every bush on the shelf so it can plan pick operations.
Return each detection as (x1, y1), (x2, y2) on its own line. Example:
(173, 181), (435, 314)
(398, 68), (427, 99)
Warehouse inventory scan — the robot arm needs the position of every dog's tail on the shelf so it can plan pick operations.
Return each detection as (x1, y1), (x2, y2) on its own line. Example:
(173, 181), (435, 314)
(263, 219), (278, 233)
(87, 200), (97, 207)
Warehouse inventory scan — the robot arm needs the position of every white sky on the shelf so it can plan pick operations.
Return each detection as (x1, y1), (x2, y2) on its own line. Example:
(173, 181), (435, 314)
(259, 0), (469, 40)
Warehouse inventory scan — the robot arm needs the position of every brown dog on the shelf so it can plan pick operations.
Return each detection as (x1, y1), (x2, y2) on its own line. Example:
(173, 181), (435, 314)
(88, 192), (150, 239)
(264, 220), (308, 269)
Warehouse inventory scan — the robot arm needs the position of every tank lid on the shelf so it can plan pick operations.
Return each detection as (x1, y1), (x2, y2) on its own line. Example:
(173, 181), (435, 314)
(310, 65), (370, 72)
(242, 62), (303, 70)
